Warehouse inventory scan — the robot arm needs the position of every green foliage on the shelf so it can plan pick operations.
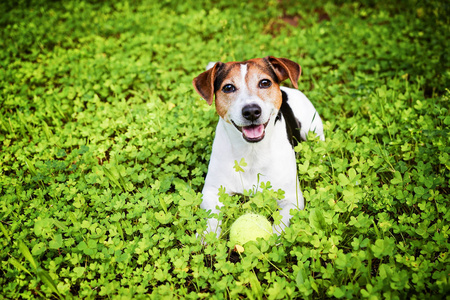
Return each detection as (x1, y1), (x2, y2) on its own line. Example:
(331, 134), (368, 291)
(0, 0), (449, 298)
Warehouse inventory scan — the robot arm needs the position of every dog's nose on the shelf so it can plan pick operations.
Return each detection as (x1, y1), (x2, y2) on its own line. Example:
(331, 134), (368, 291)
(242, 104), (261, 121)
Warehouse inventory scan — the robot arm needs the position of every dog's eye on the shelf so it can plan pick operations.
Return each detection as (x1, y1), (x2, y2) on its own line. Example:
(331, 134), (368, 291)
(222, 84), (236, 93)
(259, 79), (272, 89)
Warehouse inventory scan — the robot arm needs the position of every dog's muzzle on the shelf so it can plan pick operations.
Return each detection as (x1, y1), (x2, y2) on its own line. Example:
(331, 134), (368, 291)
(232, 104), (269, 143)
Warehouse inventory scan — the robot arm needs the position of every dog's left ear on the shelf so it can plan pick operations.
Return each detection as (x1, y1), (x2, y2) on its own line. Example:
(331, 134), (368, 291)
(193, 62), (224, 106)
(266, 56), (301, 89)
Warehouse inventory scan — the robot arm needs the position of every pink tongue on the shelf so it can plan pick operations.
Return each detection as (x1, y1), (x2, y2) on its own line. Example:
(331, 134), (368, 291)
(242, 124), (264, 139)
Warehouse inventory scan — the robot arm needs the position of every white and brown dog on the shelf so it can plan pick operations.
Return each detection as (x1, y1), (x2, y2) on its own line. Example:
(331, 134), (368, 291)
(193, 56), (324, 239)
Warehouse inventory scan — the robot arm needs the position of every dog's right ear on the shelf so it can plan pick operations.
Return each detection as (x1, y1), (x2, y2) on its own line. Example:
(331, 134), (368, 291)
(266, 56), (301, 89)
(193, 62), (223, 106)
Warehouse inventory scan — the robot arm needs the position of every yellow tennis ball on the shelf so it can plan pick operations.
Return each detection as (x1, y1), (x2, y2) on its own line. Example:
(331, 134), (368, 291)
(230, 213), (273, 245)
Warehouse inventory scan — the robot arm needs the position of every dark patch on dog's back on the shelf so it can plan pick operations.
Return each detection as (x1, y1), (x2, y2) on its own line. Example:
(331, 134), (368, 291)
(276, 90), (302, 148)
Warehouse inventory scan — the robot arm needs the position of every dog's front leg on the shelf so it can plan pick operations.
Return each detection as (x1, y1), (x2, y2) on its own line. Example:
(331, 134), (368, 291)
(273, 183), (304, 235)
(199, 189), (224, 239)
(273, 200), (298, 234)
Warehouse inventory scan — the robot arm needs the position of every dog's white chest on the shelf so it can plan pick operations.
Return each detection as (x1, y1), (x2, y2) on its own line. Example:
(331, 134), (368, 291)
(204, 117), (298, 196)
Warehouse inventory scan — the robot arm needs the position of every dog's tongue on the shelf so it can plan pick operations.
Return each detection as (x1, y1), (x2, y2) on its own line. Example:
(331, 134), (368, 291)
(242, 124), (265, 139)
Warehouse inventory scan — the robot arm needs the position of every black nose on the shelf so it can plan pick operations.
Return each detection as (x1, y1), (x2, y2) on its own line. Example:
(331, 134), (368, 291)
(242, 104), (262, 121)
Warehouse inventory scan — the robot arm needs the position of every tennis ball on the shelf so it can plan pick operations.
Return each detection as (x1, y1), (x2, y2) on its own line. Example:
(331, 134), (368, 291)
(229, 213), (273, 245)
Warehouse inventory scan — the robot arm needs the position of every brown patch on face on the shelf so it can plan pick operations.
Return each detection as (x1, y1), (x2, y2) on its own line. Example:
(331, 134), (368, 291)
(214, 63), (242, 120)
(193, 57), (300, 123)
(245, 59), (283, 111)
(214, 59), (283, 121)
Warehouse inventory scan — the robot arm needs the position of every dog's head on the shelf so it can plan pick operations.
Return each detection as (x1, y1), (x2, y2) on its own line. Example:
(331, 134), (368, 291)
(193, 56), (301, 143)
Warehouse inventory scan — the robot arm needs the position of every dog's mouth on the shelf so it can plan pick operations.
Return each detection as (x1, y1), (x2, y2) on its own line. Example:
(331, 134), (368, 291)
(232, 119), (270, 143)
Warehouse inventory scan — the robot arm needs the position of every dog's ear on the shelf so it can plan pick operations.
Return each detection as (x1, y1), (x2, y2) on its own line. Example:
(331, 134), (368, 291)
(205, 62), (216, 71)
(266, 56), (301, 89)
(193, 62), (223, 106)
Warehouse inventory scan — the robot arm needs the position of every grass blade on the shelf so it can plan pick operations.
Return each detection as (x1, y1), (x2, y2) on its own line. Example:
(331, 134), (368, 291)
(9, 256), (32, 275)
(37, 267), (62, 299)
(0, 222), (10, 241)
(18, 241), (38, 270)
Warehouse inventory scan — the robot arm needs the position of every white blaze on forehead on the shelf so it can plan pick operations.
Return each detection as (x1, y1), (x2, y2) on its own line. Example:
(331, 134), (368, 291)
(240, 64), (248, 94)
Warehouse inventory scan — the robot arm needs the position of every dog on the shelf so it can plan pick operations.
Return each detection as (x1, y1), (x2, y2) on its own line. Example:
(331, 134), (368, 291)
(193, 56), (324, 239)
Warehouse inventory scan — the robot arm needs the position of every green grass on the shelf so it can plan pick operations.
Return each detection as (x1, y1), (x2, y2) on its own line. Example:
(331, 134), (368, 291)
(1, 0), (449, 298)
